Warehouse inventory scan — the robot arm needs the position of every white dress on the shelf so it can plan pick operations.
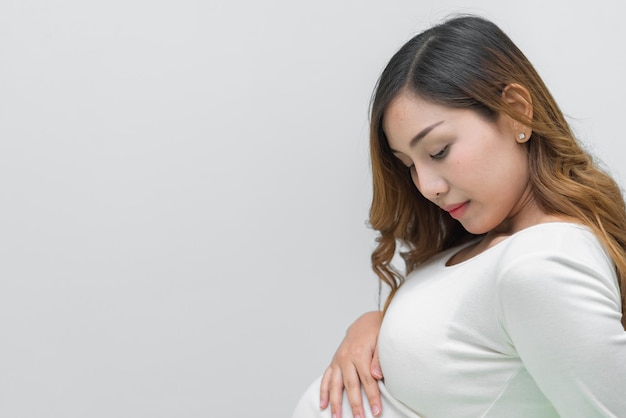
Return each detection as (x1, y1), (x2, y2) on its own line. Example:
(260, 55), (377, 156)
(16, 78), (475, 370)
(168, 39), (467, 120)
(293, 223), (626, 417)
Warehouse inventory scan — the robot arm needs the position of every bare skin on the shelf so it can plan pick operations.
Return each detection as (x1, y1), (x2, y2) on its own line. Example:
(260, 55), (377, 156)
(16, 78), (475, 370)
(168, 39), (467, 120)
(318, 85), (570, 417)
(319, 311), (383, 418)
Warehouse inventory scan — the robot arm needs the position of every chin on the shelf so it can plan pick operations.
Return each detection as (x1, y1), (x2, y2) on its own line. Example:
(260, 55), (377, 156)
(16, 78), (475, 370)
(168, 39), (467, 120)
(458, 221), (490, 235)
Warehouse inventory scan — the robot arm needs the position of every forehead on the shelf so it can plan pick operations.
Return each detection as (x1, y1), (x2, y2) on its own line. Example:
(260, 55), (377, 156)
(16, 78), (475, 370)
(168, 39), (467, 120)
(383, 93), (451, 146)
(385, 93), (450, 124)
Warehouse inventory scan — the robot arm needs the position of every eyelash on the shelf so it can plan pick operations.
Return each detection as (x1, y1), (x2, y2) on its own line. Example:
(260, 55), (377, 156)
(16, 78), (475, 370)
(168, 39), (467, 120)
(429, 145), (449, 160)
(402, 145), (448, 171)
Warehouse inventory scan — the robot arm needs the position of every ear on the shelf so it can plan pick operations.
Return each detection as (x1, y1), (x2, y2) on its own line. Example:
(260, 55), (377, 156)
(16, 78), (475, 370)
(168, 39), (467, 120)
(502, 83), (533, 119)
(501, 83), (533, 142)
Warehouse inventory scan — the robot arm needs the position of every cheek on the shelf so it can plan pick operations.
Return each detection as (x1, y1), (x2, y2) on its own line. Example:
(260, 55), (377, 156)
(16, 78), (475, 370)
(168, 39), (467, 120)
(487, 154), (531, 206)
(448, 150), (486, 184)
(472, 142), (528, 185)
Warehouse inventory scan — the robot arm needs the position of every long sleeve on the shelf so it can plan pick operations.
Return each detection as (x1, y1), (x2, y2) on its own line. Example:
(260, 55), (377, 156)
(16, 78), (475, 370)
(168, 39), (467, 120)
(496, 237), (626, 417)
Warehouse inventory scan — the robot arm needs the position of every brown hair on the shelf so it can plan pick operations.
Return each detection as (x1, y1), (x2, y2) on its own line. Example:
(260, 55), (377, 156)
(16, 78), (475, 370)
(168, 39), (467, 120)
(369, 15), (626, 327)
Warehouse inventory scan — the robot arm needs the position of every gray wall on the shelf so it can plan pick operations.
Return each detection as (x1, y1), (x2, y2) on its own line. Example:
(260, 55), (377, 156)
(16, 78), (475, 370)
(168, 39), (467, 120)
(1, 0), (624, 417)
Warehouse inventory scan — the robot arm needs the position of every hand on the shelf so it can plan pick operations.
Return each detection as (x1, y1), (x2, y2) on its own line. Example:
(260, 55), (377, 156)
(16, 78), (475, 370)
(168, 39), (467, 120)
(319, 311), (384, 418)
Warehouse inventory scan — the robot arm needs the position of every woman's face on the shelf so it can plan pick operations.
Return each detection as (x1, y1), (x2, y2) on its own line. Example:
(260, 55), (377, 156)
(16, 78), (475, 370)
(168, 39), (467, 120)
(383, 92), (539, 235)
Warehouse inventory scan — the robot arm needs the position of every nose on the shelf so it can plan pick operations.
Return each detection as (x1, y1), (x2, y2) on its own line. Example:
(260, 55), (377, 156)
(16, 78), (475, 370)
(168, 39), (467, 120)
(411, 165), (447, 200)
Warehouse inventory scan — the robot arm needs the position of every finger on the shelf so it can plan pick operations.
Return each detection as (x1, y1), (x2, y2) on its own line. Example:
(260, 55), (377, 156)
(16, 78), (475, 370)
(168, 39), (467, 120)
(357, 370), (382, 417)
(319, 366), (333, 410)
(370, 346), (383, 379)
(352, 345), (381, 416)
(328, 367), (346, 418)
(342, 363), (366, 418)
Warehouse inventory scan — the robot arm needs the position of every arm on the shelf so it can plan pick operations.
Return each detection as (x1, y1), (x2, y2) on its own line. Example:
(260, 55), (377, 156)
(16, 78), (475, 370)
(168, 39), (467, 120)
(497, 250), (626, 416)
(320, 311), (384, 418)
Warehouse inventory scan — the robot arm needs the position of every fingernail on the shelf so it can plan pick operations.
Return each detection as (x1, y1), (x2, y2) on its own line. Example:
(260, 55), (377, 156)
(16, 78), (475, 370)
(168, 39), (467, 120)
(372, 405), (381, 416)
(373, 367), (383, 378)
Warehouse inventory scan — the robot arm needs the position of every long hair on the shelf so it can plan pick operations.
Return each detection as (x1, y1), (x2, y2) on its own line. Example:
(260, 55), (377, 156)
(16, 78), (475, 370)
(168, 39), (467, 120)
(369, 15), (626, 327)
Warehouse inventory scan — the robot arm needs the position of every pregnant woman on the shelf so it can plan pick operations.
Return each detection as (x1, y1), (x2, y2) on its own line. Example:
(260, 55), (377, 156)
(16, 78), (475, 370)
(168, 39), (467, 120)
(293, 15), (626, 418)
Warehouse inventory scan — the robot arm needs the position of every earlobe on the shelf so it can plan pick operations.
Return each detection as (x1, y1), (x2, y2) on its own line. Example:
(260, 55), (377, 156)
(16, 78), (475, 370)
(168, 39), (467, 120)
(516, 132), (529, 143)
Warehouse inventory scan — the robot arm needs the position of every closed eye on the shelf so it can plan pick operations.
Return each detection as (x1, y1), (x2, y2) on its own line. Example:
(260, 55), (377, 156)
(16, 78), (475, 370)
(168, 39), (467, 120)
(430, 145), (449, 160)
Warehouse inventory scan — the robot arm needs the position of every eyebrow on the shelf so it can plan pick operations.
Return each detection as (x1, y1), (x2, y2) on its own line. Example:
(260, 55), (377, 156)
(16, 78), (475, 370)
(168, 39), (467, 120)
(390, 120), (444, 152)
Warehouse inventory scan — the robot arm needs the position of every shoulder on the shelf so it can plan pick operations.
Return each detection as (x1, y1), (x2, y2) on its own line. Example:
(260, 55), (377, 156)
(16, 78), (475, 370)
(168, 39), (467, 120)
(497, 222), (612, 270)
(495, 222), (620, 308)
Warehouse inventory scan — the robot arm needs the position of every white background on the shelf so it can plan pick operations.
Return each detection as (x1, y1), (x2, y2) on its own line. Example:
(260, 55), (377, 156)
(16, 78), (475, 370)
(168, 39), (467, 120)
(0, 0), (624, 417)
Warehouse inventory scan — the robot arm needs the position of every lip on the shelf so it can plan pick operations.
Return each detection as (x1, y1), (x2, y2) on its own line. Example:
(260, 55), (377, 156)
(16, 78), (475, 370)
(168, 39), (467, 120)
(442, 201), (469, 219)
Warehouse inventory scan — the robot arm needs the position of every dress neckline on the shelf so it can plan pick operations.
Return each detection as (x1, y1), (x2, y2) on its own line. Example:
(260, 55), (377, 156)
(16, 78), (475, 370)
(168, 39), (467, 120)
(443, 221), (587, 269)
